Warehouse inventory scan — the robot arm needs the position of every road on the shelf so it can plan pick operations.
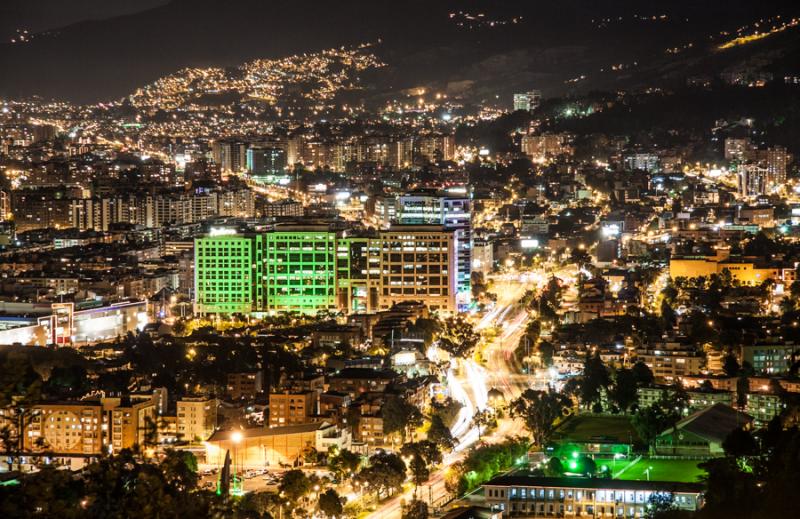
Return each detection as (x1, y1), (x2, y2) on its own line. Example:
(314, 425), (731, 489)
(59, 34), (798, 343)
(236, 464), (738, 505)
(366, 273), (545, 518)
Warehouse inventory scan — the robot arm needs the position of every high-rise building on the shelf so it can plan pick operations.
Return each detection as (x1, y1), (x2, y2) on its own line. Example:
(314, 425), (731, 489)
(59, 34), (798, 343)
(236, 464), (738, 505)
(194, 230), (262, 315)
(12, 186), (83, 232)
(193, 224), (457, 316)
(521, 133), (573, 162)
(247, 146), (288, 183)
(23, 402), (106, 455)
(415, 134), (455, 162)
(108, 397), (158, 453)
(738, 164), (770, 197)
(263, 226), (339, 314)
(0, 189), (10, 221)
(623, 153), (660, 172)
(724, 137), (751, 161)
(514, 90), (542, 112)
(211, 140), (248, 173)
(397, 189), (471, 308)
(376, 225), (457, 313)
(756, 146), (789, 186)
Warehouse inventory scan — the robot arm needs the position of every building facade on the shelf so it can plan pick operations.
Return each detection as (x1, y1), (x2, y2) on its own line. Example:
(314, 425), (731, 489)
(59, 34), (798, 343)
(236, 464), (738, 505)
(177, 397), (218, 442)
(194, 224), (457, 316)
(483, 476), (703, 518)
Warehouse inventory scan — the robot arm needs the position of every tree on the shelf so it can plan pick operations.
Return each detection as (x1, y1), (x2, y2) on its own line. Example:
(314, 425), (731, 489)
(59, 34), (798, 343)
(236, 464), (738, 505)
(536, 340), (555, 367)
(328, 448), (361, 480)
(402, 499), (429, 519)
(355, 452), (406, 500)
(632, 386), (688, 450)
(645, 492), (677, 519)
(698, 457), (759, 518)
(408, 455), (430, 495)
(660, 299), (677, 328)
(401, 441), (443, 467)
(470, 409), (495, 441)
(545, 457), (564, 477)
(279, 470), (312, 505)
(382, 395), (422, 441)
(608, 367), (639, 413)
(438, 316), (480, 358)
(509, 388), (570, 447)
(159, 450), (199, 492)
(723, 428), (758, 458)
(427, 414), (455, 450)
(631, 361), (654, 387)
(578, 351), (610, 408)
(318, 488), (343, 518)
(302, 445), (321, 465)
(722, 353), (741, 377)
(632, 405), (668, 448)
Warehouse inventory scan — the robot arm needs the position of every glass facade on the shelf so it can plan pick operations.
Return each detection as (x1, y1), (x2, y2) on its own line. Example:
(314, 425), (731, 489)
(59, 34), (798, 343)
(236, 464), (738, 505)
(194, 233), (260, 314)
(194, 225), (456, 316)
(264, 230), (338, 313)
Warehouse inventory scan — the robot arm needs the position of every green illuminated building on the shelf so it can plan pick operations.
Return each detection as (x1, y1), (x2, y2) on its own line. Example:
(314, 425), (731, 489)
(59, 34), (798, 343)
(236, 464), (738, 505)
(194, 230), (262, 315)
(263, 226), (338, 313)
(194, 224), (456, 316)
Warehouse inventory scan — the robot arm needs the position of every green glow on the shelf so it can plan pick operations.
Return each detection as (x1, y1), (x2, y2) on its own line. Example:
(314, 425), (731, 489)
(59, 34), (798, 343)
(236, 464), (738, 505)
(568, 460), (578, 470)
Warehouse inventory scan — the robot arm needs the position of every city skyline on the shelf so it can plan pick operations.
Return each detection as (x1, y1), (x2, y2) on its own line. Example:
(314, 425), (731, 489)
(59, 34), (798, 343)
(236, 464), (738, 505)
(2, 2), (800, 519)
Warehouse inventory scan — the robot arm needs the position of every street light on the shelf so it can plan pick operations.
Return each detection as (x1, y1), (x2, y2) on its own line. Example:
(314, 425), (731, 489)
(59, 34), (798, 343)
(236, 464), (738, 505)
(231, 431), (243, 494)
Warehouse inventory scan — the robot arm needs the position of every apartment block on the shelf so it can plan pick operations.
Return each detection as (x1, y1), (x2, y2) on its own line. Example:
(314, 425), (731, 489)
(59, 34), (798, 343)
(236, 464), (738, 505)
(177, 397), (218, 442)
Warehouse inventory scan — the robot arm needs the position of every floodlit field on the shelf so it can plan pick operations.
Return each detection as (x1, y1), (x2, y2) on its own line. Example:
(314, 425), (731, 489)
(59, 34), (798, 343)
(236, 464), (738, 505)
(551, 414), (640, 444)
(615, 458), (707, 483)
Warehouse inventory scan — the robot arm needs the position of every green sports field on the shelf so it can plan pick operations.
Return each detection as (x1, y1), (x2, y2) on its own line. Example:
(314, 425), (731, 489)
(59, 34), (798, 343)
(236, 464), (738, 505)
(614, 458), (707, 483)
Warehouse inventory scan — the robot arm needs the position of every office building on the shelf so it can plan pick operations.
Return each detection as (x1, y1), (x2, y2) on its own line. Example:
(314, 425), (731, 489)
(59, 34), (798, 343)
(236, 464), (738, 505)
(194, 224), (457, 316)
(264, 225), (339, 314)
(397, 189), (471, 308)
(247, 145), (288, 183)
(376, 225), (457, 312)
(194, 230), (261, 315)
(513, 90), (542, 112)
(211, 139), (248, 173)
(623, 153), (660, 172)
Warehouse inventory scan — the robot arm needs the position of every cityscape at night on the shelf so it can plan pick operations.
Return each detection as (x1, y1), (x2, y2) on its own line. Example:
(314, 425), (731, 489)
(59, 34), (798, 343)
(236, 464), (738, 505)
(3, 1), (800, 518)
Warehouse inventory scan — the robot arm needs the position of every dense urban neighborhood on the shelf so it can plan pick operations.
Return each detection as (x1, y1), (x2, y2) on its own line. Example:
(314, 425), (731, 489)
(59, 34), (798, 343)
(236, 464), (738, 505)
(2, 2), (800, 518)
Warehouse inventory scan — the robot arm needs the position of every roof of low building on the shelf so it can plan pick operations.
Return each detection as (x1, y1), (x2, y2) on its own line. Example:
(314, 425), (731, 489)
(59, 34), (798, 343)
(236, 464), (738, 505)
(660, 403), (752, 443)
(207, 422), (330, 442)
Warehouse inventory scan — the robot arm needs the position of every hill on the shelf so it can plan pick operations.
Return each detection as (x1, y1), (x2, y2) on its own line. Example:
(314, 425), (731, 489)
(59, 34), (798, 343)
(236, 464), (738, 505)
(0, 0), (799, 105)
